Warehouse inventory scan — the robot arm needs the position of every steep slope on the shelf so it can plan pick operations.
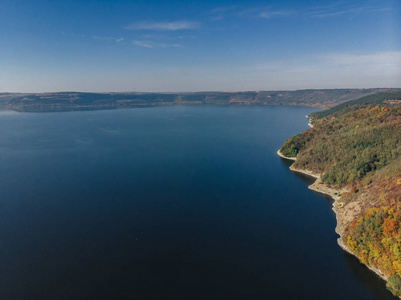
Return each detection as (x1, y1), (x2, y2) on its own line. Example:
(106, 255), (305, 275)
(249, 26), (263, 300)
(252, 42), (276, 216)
(280, 91), (401, 296)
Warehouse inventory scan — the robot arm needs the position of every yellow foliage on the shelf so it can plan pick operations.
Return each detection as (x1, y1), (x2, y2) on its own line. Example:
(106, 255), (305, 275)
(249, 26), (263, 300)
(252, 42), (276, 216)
(347, 235), (357, 251)
(355, 125), (360, 129)
(394, 260), (401, 276)
(397, 179), (401, 185)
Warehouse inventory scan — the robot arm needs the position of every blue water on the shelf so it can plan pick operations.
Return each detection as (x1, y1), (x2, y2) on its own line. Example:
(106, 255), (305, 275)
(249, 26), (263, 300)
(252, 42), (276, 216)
(0, 106), (396, 299)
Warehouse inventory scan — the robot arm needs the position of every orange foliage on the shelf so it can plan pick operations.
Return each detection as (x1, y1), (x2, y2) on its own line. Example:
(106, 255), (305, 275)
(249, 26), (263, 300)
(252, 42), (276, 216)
(383, 219), (398, 237)
(346, 203), (401, 277)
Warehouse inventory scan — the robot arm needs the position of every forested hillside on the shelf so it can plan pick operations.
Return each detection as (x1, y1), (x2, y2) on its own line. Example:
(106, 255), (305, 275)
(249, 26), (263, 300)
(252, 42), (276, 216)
(309, 91), (401, 119)
(280, 91), (401, 296)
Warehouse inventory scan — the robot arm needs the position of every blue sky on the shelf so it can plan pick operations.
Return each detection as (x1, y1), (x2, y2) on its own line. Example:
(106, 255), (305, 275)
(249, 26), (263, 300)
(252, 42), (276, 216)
(0, 0), (400, 92)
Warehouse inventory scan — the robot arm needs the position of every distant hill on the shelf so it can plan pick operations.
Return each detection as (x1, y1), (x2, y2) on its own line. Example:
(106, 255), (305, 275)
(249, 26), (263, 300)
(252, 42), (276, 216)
(0, 88), (399, 112)
(309, 91), (401, 119)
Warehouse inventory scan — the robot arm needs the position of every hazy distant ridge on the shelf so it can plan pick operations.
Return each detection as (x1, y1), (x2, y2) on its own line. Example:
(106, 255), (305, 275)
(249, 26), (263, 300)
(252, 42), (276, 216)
(0, 89), (399, 112)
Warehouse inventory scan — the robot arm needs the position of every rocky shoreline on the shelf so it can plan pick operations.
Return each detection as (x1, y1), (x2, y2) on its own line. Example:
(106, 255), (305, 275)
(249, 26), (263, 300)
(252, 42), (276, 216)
(306, 115), (314, 128)
(276, 149), (296, 161)
(277, 149), (389, 281)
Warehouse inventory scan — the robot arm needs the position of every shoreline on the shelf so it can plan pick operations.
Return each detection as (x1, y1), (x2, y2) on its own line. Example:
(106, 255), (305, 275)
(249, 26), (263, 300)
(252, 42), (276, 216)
(306, 114), (314, 128)
(277, 149), (388, 281)
(276, 149), (296, 161)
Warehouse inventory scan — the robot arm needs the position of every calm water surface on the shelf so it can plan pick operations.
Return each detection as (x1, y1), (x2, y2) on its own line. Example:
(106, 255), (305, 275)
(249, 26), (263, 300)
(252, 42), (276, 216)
(0, 106), (396, 299)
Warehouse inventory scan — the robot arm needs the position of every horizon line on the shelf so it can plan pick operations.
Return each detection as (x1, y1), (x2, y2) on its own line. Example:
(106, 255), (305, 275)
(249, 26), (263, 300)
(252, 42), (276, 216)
(2, 87), (401, 94)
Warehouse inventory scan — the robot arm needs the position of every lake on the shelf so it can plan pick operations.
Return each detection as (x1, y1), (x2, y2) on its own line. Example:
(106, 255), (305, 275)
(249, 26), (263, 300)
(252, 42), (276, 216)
(0, 106), (396, 299)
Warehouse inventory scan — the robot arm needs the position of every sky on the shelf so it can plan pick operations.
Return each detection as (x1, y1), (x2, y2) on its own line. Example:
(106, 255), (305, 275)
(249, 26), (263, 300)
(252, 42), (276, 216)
(0, 0), (400, 92)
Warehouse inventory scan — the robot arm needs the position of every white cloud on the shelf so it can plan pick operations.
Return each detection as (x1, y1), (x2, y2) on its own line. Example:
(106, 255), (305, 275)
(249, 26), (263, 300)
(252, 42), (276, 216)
(209, 6), (239, 20)
(320, 52), (401, 68)
(209, 3), (392, 21)
(140, 34), (194, 40)
(236, 7), (293, 19)
(209, 5), (293, 20)
(307, 4), (392, 18)
(259, 10), (293, 19)
(93, 36), (124, 43)
(132, 40), (182, 48)
(132, 40), (153, 48)
(131, 34), (193, 48)
(124, 21), (199, 31)
(251, 51), (401, 89)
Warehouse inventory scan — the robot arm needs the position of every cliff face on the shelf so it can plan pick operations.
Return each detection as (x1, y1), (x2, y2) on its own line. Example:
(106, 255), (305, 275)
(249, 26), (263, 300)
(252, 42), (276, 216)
(279, 91), (401, 297)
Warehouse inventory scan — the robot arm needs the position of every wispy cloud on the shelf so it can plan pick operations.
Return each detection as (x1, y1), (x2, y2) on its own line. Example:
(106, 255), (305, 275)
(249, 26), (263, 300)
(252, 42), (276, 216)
(131, 33), (194, 48)
(140, 34), (195, 40)
(251, 51), (401, 89)
(124, 21), (199, 31)
(209, 5), (294, 20)
(307, 3), (392, 18)
(93, 36), (124, 43)
(255, 51), (401, 73)
(209, 5), (239, 20)
(132, 40), (182, 48)
(258, 10), (293, 19)
(319, 51), (401, 69)
(209, 3), (391, 21)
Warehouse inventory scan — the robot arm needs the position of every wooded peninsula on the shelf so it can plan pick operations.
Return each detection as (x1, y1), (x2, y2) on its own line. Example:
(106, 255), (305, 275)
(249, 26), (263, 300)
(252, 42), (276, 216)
(280, 91), (401, 297)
